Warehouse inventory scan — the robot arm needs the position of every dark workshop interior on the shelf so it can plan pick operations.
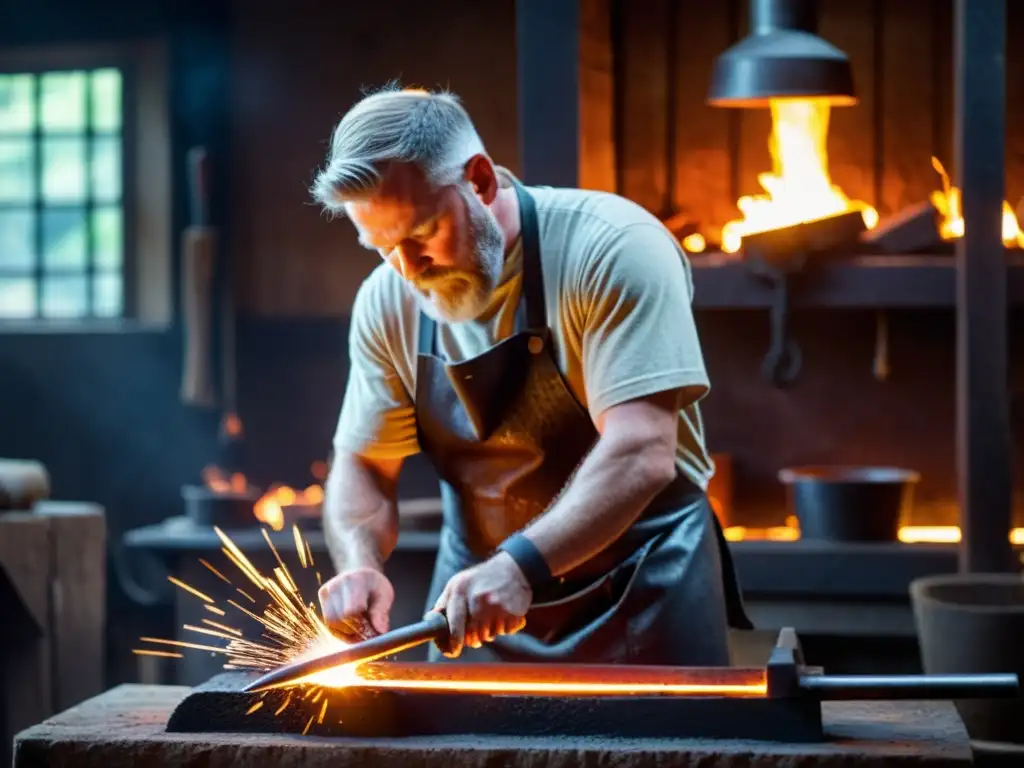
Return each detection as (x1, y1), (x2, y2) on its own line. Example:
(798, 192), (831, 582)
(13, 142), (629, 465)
(2, 0), (1024, 765)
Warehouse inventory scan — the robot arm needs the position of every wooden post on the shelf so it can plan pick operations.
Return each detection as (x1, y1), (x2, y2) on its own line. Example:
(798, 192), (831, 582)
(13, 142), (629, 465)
(954, 0), (1013, 572)
(516, 0), (581, 187)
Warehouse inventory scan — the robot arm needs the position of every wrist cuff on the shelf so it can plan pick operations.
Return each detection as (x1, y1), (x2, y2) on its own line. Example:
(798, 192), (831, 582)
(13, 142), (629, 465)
(496, 533), (552, 588)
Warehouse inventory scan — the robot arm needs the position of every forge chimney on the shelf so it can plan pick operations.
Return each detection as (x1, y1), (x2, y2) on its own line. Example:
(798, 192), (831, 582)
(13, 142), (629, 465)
(707, 0), (856, 107)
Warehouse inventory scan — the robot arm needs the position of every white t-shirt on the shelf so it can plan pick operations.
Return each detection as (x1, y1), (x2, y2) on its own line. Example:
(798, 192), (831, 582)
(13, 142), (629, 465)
(333, 172), (715, 490)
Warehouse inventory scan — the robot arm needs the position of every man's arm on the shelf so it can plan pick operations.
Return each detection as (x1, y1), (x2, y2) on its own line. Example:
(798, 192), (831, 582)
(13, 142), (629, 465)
(520, 220), (707, 575)
(323, 451), (404, 573)
(518, 388), (681, 576)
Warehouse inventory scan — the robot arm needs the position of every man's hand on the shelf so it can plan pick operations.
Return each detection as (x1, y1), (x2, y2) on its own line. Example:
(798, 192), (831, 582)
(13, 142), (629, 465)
(318, 567), (395, 637)
(433, 552), (532, 657)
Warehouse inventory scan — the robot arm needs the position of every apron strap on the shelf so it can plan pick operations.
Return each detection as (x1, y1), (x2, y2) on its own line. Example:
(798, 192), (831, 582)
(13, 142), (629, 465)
(512, 180), (547, 330)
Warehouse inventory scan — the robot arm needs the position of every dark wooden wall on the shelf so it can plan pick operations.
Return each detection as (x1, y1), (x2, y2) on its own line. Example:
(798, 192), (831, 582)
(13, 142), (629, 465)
(606, 0), (1024, 244)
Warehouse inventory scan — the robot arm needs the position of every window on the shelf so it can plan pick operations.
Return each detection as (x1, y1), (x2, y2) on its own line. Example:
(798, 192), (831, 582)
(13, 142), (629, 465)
(0, 68), (126, 320)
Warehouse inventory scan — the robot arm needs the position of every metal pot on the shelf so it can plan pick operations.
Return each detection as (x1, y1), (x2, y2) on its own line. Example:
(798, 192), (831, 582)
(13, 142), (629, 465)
(778, 465), (919, 542)
(181, 484), (259, 528)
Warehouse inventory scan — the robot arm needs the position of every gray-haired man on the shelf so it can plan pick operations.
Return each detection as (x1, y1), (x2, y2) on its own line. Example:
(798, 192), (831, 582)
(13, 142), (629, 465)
(315, 85), (751, 665)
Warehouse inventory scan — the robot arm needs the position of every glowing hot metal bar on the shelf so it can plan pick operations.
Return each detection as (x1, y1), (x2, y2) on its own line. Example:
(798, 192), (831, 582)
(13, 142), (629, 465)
(304, 661), (769, 697)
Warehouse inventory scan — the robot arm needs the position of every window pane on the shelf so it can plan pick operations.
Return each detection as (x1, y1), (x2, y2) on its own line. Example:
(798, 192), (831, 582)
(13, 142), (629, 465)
(93, 272), (122, 317)
(91, 69), (122, 131)
(0, 139), (36, 202)
(41, 71), (86, 132)
(0, 74), (35, 134)
(42, 137), (86, 202)
(42, 208), (87, 270)
(93, 206), (122, 269)
(91, 136), (121, 200)
(41, 274), (87, 318)
(0, 277), (36, 318)
(0, 209), (36, 270)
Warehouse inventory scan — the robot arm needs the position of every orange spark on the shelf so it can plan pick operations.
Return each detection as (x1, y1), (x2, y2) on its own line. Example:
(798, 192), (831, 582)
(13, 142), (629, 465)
(167, 576), (213, 603)
(200, 558), (232, 585)
(274, 692), (293, 715)
(132, 649), (183, 659)
(201, 618), (243, 637)
(294, 525), (308, 568)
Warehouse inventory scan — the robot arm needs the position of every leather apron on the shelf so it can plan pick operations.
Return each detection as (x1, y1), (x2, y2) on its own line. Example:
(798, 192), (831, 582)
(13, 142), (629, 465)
(415, 181), (752, 666)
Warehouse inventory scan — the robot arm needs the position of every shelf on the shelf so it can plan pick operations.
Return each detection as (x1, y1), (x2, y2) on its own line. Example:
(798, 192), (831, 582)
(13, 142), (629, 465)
(690, 252), (1024, 309)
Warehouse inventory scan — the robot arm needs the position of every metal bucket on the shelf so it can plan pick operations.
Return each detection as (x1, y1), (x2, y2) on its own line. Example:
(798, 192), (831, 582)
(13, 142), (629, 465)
(778, 466), (919, 542)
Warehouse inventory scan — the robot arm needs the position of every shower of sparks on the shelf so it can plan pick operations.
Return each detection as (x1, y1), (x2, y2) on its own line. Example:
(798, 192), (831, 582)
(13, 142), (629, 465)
(135, 523), (353, 727)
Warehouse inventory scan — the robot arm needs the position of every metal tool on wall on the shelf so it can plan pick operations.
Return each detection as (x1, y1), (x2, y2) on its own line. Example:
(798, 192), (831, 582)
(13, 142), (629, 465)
(180, 147), (218, 408)
(740, 210), (867, 388)
(213, 149), (244, 464)
(745, 255), (804, 388)
(179, 147), (245, 467)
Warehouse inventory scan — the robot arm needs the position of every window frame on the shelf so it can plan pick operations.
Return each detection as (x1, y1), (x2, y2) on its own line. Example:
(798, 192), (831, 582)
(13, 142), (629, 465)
(0, 41), (171, 331)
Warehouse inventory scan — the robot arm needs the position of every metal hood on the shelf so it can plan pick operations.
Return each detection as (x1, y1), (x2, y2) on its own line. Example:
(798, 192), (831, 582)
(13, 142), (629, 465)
(707, 0), (856, 107)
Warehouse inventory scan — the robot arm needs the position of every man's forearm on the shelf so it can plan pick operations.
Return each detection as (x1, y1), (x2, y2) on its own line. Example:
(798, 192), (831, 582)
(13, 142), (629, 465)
(520, 435), (676, 577)
(323, 452), (400, 573)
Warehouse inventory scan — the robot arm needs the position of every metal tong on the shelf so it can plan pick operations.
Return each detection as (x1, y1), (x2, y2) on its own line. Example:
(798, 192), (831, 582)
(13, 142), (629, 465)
(242, 611), (451, 692)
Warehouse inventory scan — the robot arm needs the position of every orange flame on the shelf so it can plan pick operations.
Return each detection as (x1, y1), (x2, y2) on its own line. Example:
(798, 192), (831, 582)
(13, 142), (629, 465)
(929, 158), (1024, 249)
(201, 465), (253, 495)
(255, 483), (324, 532)
(202, 463), (326, 531)
(721, 98), (878, 254)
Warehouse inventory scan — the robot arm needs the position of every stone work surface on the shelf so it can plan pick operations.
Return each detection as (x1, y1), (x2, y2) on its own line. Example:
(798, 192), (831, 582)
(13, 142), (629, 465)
(14, 684), (972, 768)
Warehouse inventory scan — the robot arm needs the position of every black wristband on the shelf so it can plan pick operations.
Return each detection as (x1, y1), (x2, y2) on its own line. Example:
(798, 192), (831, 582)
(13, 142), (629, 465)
(496, 533), (553, 589)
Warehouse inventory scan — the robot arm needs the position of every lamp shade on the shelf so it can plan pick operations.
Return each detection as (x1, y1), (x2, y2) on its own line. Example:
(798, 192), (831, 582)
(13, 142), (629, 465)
(707, 0), (856, 107)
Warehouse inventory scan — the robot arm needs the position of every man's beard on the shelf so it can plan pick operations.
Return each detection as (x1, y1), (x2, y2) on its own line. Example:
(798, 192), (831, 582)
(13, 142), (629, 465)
(413, 185), (505, 323)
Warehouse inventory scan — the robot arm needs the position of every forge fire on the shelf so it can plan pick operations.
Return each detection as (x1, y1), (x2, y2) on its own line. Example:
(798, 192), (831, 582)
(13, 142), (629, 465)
(677, 97), (1024, 255)
(201, 463), (327, 531)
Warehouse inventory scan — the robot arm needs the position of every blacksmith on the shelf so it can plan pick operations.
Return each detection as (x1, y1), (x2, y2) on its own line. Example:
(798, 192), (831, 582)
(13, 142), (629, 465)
(315, 85), (751, 665)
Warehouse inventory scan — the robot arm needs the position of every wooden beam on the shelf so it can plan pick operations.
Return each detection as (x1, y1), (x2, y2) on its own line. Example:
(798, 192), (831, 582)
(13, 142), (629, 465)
(516, 0), (581, 187)
(954, 0), (1013, 572)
